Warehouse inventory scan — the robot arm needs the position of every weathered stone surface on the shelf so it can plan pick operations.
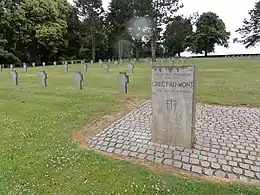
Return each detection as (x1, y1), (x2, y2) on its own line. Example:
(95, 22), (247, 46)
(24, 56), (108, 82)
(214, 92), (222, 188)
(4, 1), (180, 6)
(151, 66), (196, 148)
(118, 72), (129, 93)
(86, 100), (260, 183)
(39, 71), (47, 87)
(11, 70), (18, 85)
(74, 72), (83, 90)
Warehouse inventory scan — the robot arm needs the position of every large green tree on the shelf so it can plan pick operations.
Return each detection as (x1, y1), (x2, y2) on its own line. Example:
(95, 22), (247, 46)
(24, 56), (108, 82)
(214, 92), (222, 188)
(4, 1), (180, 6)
(163, 15), (192, 57)
(0, 0), (20, 64)
(234, 1), (260, 48)
(187, 12), (230, 56)
(149, 0), (183, 61)
(106, 0), (135, 59)
(75, 0), (106, 61)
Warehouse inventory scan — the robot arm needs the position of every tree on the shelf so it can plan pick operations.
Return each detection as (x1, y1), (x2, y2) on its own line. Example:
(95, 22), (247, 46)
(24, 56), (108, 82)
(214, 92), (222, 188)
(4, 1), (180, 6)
(127, 0), (152, 61)
(149, 0), (183, 61)
(234, 1), (260, 48)
(187, 12), (230, 56)
(65, 6), (82, 59)
(163, 15), (192, 57)
(75, 0), (105, 61)
(106, 0), (135, 59)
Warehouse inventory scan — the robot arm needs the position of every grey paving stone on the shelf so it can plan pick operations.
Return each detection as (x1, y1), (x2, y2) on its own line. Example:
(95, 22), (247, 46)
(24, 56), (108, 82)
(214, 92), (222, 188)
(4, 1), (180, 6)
(114, 149), (123, 154)
(163, 159), (173, 166)
(191, 165), (202, 174)
(244, 170), (255, 178)
(107, 147), (114, 153)
(229, 161), (238, 167)
(222, 164), (232, 172)
(129, 152), (138, 157)
(214, 170), (227, 178)
(201, 161), (210, 168)
(155, 152), (164, 158)
(204, 168), (214, 175)
(233, 167), (243, 174)
(182, 163), (191, 171)
(227, 173), (238, 180)
(173, 161), (182, 168)
(155, 157), (164, 164)
(211, 162), (221, 169)
(190, 158), (200, 165)
(146, 155), (154, 162)
(122, 150), (130, 156)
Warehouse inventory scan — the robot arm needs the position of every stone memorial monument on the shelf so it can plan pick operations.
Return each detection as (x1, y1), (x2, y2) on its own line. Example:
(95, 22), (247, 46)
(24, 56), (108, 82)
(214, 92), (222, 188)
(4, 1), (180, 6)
(118, 72), (129, 93)
(0, 64), (2, 72)
(151, 65), (196, 148)
(23, 63), (27, 72)
(99, 59), (102, 66)
(91, 60), (93, 64)
(64, 64), (68, 72)
(11, 70), (18, 85)
(39, 71), (47, 87)
(32, 62), (35, 67)
(105, 64), (109, 73)
(128, 63), (134, 73)
(42, 62), (45, 67)
(53, 61), (56, 67)
(10, 64), (14, 70)
(74, 72), (83, 90)
(83, 63), (88, 73)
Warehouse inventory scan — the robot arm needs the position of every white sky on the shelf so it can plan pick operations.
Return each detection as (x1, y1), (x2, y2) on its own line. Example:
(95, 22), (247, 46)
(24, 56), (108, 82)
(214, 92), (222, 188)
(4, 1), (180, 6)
(68, 0), (260, 55)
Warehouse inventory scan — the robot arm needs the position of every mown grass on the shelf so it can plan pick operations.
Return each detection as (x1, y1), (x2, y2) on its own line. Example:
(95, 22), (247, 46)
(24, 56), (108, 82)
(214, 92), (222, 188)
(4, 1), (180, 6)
(0, 59), (260, 194)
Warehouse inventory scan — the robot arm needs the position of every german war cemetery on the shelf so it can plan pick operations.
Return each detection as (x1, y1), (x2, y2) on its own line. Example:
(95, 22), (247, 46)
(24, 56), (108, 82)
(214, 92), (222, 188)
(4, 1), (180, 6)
(1, 0), (260, 194)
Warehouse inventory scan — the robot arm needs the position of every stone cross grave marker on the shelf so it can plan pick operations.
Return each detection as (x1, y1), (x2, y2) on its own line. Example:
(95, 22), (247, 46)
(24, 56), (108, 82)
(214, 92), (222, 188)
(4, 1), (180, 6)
(0, 64), (2, 72)
(23, 63), (27, 72)
(118, 72), (129, 93)
(128, 63), (134, 73)
(32, 62), (35, 67)
(151, 65), (196, 148)
(83, 63), (88, 73)
(10, 64), (14, 70)
(11, 70), (18, 85)
(105, 64), (109, 73)
(53, 61), (56, 67)
(42, 62), (45, 67)
(64, 63), (68, 72)
(39, 71), (47, 87)
(74, 72), (83, 90)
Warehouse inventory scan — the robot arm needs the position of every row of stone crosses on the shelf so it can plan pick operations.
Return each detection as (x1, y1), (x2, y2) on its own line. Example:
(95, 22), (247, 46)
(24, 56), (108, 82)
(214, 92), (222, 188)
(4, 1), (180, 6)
(8, 61), (135, 93)
(0, 59), (136, 73)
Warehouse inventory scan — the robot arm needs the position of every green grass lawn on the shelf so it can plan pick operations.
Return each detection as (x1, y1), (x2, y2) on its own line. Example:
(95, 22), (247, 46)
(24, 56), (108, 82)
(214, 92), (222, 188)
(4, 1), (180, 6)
(0, 59), (260, 194)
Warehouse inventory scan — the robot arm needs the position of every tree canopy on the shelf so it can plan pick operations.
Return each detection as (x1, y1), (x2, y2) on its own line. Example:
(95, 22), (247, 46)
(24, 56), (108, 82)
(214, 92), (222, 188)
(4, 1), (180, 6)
(234, 1), (260, 48)
(187, 12), (230, 56)
(0, 0), (233, 64)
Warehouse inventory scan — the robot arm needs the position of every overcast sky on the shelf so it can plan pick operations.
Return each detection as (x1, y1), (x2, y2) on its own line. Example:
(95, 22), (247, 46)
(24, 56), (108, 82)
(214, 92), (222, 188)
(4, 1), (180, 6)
(68, 0), (260, 55)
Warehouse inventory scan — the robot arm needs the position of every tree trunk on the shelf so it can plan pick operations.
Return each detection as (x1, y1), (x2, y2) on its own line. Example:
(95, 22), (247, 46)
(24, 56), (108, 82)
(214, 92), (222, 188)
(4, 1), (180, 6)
(151, 36), (156, 62)
(204, 50), (208, 57)
(177, 52), (181, 57)
(136, 40), (141, 61)
(91, 32), (96, 62)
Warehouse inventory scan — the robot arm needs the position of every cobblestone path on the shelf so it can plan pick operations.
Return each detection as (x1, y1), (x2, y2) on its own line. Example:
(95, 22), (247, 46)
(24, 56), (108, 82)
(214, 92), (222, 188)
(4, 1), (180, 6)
(87, 101), (260, 184)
